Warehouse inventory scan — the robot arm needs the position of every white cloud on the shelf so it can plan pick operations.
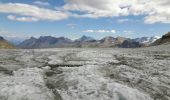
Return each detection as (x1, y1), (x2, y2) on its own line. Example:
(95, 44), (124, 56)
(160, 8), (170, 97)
(129, 0), (170, 24)
(84, 30), (95, 33)
(144, 15), (170, 24)
(67, 23), (76, 29)
(0, 3), (69, 21)
(7, 15), (15, 20)
(117, 18), (129, 23)
(33, 1), (50, 6)
(0, 0), (170, 24)
(83, 29), (116, 33)
(7, 15), (39, 22)
(63, 0), (170, 24)
(63, 0), (132, 18)
(110, 30), (116, 33)
(123, 30), (134, 35)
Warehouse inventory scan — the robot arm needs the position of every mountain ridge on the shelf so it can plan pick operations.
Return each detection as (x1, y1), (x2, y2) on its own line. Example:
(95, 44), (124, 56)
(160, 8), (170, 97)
(153, 32), (170, 45)
(0, 36), (16, 49)
(18, 35), (160, 49)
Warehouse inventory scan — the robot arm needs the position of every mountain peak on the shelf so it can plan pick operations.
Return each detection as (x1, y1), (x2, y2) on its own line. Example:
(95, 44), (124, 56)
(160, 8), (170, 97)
(81, 35), (88, 38)
(39, 36), (52, 38)
(30, 37), (37, 40)
(0, 36), (5, 41)
(76, 35), (95, 42)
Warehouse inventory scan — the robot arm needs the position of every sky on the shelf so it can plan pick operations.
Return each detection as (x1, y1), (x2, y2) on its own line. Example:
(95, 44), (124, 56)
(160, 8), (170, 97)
(0, 0), (170, 40)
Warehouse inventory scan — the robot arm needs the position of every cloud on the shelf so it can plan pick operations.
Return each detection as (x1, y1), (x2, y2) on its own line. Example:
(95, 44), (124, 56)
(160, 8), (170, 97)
(67, 23), (76, 29)
(63, 0), (170, 24)
(117, 18), (129, 23)
(7, 15), (39, 22)
(33, 1), (50, 6)
(84, 30), (94, 33)
(63, 0), (131, 18)
(83, 29), (116, 33)
(123, 30), (134, 35)
(0, 3), (69, 21)
(129, 0), (170, 24)
(0, 0), (170, 24)
(144, 15), (170, 24)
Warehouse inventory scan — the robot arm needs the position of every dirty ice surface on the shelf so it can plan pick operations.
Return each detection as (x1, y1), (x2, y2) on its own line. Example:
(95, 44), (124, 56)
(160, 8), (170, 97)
(0, 44), (170, 100)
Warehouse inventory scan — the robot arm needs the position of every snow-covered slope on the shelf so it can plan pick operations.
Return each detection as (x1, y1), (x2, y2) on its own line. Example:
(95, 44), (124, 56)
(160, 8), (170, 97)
(134, 36), (160, 44)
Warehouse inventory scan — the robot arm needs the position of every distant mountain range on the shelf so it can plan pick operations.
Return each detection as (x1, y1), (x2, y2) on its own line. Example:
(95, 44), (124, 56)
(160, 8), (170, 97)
(0, 36), (15, 49)
(17, 35), (161, 49)
(1, 32), (167, 49)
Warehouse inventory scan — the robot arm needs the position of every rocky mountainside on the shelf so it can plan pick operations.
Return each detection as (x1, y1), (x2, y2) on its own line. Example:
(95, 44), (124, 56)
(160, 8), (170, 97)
(99, 36), (116, 47)
(153, 32), (170, 45)
(99, 36), (127, 47)
(0, 36), (15, 49)
(119, 39), (143, 48)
